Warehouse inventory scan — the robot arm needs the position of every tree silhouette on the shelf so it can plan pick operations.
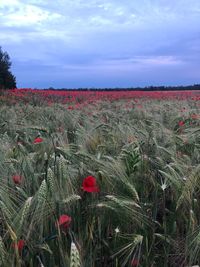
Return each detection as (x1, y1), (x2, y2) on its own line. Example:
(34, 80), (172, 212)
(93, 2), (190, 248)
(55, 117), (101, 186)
(0, 46), (16, 89)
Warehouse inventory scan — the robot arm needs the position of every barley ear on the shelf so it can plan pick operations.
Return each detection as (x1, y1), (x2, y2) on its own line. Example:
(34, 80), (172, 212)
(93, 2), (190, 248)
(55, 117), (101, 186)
(70, 242), (81, 267)
(0, 236), (6, 265)
(19, 197), (32, 230)
(47, 168), (55, 195)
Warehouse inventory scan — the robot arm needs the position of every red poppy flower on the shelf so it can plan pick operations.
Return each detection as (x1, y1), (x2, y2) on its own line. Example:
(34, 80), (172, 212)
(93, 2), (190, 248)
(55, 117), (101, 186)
(57, 214), (72, 230)
(82, 176), (100, 193)
(13, 239), (25, 254)
(131, 258), (139, 267)
(178, 121), (184, 127)
(33, 137), (43, 144)
(12, 175), (23, 185)
(67, 106), (74, 110)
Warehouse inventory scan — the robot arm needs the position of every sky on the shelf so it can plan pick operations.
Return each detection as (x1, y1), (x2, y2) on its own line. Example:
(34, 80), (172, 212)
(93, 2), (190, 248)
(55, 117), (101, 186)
(0, 0), (200, 88)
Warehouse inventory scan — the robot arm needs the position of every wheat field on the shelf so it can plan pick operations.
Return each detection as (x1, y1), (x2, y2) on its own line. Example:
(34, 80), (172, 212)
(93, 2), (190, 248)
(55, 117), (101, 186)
(0, 89), (200, 267)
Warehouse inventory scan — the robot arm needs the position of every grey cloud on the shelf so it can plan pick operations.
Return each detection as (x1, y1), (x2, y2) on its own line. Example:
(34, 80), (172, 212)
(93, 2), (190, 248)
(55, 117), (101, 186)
(1, 0), (200, 87)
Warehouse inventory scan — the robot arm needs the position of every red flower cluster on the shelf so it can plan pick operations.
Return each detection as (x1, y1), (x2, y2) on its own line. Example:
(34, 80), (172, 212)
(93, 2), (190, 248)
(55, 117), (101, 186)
(12, 239), (25, 254)
(82, 176), (100, 192)
(7, 88), (200, 107)
(178, 120), (185, 127)
(131, 258), (139, 267)
(33, 137), (43, 144)
(57, 214), (72, 230)
(67, 105), (74, 110)
(12, 175), (23, 185)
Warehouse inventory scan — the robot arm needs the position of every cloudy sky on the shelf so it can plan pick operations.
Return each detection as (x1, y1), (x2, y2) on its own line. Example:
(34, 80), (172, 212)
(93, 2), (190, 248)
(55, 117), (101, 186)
(0, 0), (200, 88)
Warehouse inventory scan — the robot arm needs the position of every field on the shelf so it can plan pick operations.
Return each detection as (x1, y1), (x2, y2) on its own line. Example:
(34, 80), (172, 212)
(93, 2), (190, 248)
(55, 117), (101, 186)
(0, 89), (200, 267)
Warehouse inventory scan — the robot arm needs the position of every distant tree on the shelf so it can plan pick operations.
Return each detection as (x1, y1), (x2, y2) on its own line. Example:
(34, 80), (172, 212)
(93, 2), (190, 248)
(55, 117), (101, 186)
(0, 46), (16, 89)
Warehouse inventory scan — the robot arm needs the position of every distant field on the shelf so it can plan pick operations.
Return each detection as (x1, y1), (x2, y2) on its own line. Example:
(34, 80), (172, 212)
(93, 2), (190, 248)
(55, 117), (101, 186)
(0, 89), (200, 267)
(1, 88), (200, 105)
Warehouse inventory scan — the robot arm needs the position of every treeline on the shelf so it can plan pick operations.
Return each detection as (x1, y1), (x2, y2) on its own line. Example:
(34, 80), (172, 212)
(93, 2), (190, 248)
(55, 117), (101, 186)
(0, 46), (16, 89)
(47, 84), (200, 91)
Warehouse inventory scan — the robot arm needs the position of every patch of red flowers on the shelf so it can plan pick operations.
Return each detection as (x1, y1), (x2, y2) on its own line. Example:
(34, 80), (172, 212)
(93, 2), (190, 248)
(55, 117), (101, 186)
(131, 258), (139, 267)
(82, 176), (100, 193)
(178, 120), (185, 127)
(6, 89), (200, 106)
(67, 105), (74, 110)
(12, 239), (25, 254)
(33, 137), (43, 144)
(57, 214), (72, 230)
(12, 175), (23, 185)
